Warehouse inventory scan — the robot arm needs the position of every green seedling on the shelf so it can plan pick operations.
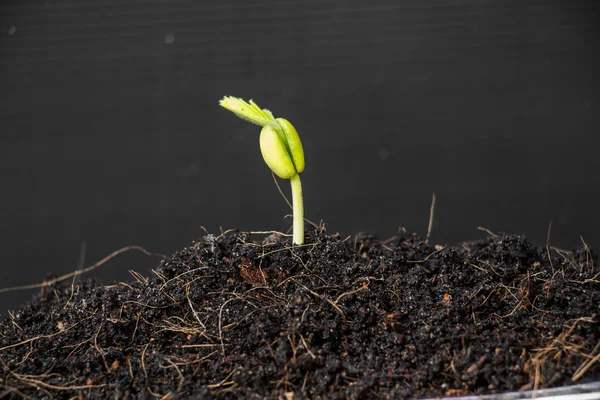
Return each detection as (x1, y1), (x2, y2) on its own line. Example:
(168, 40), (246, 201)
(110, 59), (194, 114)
(219, 96), (305, 245)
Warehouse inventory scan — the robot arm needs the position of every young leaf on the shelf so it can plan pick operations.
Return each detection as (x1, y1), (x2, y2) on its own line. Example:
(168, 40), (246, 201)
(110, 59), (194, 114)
(219, 96), (274, 127)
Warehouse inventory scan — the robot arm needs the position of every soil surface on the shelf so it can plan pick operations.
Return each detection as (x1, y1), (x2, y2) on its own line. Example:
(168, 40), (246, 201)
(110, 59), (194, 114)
(1, 228), (599, 399)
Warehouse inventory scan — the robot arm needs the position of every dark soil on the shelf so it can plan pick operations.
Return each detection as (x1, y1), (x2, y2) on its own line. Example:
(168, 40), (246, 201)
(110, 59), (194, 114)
(1, 228), (599, 399)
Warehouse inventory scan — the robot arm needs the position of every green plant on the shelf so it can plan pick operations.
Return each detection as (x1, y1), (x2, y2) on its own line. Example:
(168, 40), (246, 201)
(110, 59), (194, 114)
(219, 96), (306, 245)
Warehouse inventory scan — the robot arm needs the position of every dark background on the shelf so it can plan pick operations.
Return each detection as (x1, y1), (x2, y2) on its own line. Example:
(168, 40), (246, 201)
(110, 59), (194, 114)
(1, 0), (599, 314)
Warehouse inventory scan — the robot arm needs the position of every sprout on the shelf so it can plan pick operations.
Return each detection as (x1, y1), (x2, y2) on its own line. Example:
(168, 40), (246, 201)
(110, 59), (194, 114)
(219, 96), (305, 245)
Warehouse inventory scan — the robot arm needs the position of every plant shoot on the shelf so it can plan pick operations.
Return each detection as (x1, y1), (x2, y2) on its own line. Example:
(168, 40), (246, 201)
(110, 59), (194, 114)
(219, 96), (305, 245)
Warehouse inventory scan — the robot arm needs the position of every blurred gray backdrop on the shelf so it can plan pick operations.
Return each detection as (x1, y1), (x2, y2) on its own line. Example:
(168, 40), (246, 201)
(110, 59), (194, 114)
(1, 0), (599, 313)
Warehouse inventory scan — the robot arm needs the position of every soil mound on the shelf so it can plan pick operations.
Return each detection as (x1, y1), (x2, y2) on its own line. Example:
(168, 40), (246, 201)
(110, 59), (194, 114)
(1, 229), (598, 399)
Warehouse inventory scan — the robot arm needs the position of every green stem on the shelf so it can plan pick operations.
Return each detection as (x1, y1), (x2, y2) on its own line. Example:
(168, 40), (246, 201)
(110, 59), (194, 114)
(290, 174), (304, 245)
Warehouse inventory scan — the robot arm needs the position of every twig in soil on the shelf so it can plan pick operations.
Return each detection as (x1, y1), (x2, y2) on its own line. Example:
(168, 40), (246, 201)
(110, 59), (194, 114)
(580, 236), (594, 273)
(573, 339), (600, 381)
(552, 247), (578, 270)
(339, 234), (352, 244)
(255, 249), (268, 285)
(16, 382), (52, 399)
(190, 350), (219, 368)
(406, 246), (446, 263)
(477, 226), (497, 238)
(531, 316), (597, 388)
(216, 228), (236, 240)
(287, 245), (312, 270)
(180, 344), (218, 348)
(0, 385), (31, 399)
(277, 273), (330, 288)
(0, 245), (161, 294)
(334, 283), (368, 305)
(467, 263), (488, 274)
(151, 268), (167, 285)
(158, 266), (212, 291)
(186, 285), (207, 330)
(299, 334), (316, 359)
(380, 235), (398, 250)
(141, 343), (150, 379)
(544, 246), (558, 291)
(126, 356), (134, 379)
(247, 230), (291, 237)
(14, 342), (34, 366)
(301, 372), (309, 392)
(130, 312), (142, 344)
(270, 365), (296, 391)
(108, 281), (136, 292)
(218, 290), (263, 356)
(300, 301), (312, 325)
(533, 362), (541, 397)
(146, 387), (172, 399)
(288, 329), (298, 364)
(64, 241), (86, 309)
(155, 316), (214, 343)
(130, 269), (149, 285)
(92, 325), (111, 373)
(0, 310), (97, 353)
(122, 300), (170, 310)
(9, 371), (113, 391)
(64, 274), (78, 310)
(426, 193), (436, 245)
(283, 213), (320, 230)
(161, 351), (219, 370)
(293, 280), (347, 320)
(7, 310), (23, 334)
(206, 368), (240, 389)
(260, 242), (317, 257)
(497, 283), (528, 318)
(65, 338), (93, 360)
(162, 358), (185, 392)
(569, 270), (600, 284)
(222, 309), (259, 331)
